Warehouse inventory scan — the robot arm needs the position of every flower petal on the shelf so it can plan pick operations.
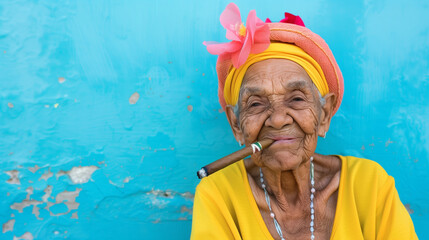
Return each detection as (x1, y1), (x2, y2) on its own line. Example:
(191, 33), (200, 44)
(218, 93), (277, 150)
(233, 34), (252, 68)
(246, 10), (270, 54)
(245, 10), (258, 38)
(252, 24), (270, 47)
(220, 3), (242, 41)
(280, 12), (305, 27)
(203, 41), (242, 55)
(251, 42), (270, 54)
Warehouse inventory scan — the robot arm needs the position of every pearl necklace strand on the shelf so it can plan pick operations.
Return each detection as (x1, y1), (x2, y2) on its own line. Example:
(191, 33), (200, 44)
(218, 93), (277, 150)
(259, 156), (315, 240)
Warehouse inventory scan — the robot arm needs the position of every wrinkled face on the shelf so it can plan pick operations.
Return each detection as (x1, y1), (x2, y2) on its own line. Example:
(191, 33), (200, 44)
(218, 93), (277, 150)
(228, 59), (328, 171)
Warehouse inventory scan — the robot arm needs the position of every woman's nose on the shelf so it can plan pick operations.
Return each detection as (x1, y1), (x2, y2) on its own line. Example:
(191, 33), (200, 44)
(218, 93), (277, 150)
(264, 104), (293, 129)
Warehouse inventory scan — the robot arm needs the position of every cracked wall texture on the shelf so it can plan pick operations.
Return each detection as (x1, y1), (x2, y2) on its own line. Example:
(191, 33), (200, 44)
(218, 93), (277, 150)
(0, 0), (428, 239)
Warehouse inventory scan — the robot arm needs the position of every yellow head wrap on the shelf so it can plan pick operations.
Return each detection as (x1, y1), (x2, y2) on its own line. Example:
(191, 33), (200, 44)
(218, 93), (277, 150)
(223, 43), (329, 106)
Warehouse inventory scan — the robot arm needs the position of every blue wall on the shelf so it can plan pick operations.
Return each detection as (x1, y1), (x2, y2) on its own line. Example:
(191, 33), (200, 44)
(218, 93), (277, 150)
(0, 0), (428, 239)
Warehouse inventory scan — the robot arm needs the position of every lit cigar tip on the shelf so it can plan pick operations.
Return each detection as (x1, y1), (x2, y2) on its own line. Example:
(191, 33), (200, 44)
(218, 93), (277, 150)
(197, 167), (208, 179)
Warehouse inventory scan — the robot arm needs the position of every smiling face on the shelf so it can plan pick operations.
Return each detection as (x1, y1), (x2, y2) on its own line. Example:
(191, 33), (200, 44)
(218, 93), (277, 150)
(226, 59), (336, 171)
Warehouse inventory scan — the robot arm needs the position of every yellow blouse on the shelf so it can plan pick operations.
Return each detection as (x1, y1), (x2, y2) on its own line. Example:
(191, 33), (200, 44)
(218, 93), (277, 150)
(191, 156), (418, 239)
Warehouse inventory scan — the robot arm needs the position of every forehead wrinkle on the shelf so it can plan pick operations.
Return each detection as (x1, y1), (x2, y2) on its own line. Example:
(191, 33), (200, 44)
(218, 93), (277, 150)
(283, 79), (312, 91)
(241, 72), (273, 97)
(239, 86), (269, 98)
(243, 69), (268, 82)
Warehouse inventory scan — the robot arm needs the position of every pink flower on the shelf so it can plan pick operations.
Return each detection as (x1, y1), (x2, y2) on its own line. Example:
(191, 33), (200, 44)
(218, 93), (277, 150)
(203, 3), (270, 68)
(265, 12), (305, 27)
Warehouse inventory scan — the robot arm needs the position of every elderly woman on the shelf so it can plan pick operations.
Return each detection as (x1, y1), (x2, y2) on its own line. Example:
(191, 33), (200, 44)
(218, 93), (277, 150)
(191, 3), (417, 240)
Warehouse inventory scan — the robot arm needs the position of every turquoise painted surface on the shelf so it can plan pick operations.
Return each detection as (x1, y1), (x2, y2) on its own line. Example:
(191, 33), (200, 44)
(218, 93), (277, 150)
(0, 0), (427, 239)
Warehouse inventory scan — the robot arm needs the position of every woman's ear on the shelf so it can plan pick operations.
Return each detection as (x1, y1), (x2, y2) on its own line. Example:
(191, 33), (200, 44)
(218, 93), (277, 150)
(318, 93), (337, 137)
(225, 105), (244, 144)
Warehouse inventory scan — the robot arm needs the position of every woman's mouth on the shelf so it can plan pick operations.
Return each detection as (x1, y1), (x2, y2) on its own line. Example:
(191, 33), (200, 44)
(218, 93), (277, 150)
(270, 136), (299, 145)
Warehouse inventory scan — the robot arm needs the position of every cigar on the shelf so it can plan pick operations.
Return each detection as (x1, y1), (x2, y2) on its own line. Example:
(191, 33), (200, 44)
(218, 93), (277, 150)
(196, 138), (274, 179)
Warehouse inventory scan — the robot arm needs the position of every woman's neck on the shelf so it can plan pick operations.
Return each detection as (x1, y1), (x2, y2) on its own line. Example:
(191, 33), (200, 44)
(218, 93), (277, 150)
(260, 159), (312, 210)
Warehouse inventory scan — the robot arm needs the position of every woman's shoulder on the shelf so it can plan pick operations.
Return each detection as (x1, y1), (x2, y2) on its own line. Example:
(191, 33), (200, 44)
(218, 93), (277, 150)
(338, 155), (391, 190)
(341, 155), (388, 175)
(333, 156), (418, 239)
(193, 160), (257, 220)
(195, 160), (247, 195)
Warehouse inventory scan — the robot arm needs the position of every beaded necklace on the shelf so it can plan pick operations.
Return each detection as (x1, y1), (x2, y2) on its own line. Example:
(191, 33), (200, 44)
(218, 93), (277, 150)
(259, 156), (315, 240)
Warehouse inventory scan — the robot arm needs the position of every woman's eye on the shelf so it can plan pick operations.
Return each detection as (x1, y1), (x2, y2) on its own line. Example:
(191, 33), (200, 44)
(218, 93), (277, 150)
(292, 97), (304, 101)
(250, 102), (262, 107)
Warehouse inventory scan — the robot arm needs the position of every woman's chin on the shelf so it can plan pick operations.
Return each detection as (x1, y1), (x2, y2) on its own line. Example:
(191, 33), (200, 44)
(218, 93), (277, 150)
(261, 151), (304, 171)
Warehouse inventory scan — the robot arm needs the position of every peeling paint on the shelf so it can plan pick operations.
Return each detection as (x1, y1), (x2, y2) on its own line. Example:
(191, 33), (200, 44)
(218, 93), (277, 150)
(10, 187), (82, 221)
(187, 105), (193, 112)
(8, 102), (14, 108)
(13, 232), (34, 240)
(179, 192), (194, 199)
(153, 147), (175, 152)
(10, 185), (43, 220)
(26, 187), (34, 199)
(42, 185), (53, 202)
(148, 189), (173, 198)
(180, 206), (192, 214)
(10, 200), (43, 213)
(39, 168), (53, 181)
(57, 166), (98, 184)
(45, 189), (81, 216)
(129, 92), (140, 104)
(385, 138), (394, 147)
(5, 170), (20, 185)
(405, 203), (414, 214)
(32, 205), (42, 220)
(56, 189), (81, 203)
(67, 166), (98, 184)
(108, 179), (120, 188)
(28, 165), (40, 173)
(123, 176), (133, 183)
(2, 219), (15, 233)
(146, 189), (194, 200)
(58, 77), (66, 83)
